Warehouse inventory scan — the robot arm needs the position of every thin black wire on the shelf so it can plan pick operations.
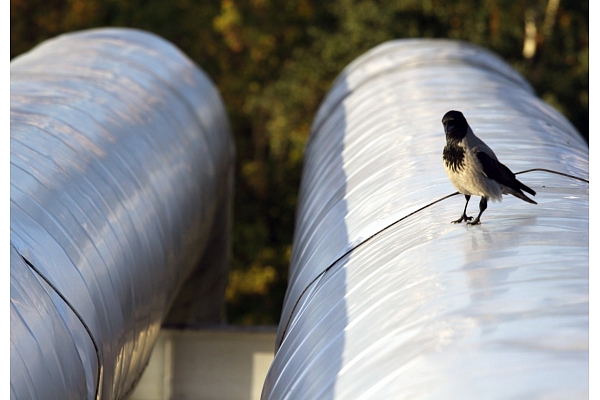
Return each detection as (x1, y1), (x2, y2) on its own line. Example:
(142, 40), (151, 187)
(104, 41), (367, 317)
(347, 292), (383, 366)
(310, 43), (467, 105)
(514, 168), (589, 183)
(21, 255), (102, 399)
(277, 190), (459, 349)
(277, 167), (588, 349)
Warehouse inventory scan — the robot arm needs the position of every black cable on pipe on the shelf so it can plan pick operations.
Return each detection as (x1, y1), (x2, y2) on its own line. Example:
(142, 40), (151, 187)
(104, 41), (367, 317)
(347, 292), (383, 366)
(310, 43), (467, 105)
(277, 167), (588, 349)
(515, 168), (589, 183)
(20, 255), (103, 400)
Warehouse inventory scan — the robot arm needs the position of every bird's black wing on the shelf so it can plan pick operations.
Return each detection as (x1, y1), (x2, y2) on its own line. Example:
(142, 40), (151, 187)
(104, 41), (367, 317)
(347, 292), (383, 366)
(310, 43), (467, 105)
(476, 151), (518, 188)
(477, 151), (537, 200)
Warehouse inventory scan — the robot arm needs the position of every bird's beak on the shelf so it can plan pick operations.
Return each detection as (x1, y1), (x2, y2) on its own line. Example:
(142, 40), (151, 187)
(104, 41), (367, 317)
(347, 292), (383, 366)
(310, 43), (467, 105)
(444, 122), (454, 134)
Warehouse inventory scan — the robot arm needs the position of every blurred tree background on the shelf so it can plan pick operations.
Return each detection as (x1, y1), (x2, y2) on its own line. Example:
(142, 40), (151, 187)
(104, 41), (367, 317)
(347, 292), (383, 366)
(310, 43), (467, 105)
(11, 0), (588, 325)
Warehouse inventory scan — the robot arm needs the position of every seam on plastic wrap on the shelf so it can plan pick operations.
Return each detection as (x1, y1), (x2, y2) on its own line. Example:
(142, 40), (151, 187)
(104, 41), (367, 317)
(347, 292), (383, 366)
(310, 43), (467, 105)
(277, 168), (588, 350)
(19, 253), (102, 400)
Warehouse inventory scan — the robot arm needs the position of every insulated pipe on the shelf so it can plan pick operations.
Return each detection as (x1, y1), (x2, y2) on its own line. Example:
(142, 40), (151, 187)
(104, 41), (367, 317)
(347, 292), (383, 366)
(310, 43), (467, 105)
(10, 28), (234, 399)
(263, 39), (588, 399)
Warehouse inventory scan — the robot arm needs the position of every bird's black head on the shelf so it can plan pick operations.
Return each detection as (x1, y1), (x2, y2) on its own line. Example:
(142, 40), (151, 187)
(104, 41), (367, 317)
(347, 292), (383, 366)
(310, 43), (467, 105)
(442, 110), (469, 141)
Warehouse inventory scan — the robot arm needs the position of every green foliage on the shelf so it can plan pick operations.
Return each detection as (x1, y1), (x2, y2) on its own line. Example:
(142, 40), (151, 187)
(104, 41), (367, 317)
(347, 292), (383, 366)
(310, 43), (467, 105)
(11, 0), (588, 325)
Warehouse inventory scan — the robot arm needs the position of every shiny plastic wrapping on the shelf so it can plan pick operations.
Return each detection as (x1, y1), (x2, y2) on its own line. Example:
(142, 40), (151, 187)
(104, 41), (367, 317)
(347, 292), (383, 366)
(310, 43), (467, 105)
(263, 39), (588, 399)
(10, 28), (234, 399)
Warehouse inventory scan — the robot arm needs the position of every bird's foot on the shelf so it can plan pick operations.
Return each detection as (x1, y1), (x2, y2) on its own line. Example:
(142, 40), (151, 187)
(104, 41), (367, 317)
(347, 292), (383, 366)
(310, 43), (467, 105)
(467, 218), (481, 226)
(452, 214), (473, 224)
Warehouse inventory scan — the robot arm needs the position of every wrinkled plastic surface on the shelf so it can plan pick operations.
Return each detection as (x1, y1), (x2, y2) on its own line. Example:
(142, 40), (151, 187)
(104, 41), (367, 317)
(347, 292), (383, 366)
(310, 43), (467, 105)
(263, 39), (588, 399)
(10, 28), (234, 399)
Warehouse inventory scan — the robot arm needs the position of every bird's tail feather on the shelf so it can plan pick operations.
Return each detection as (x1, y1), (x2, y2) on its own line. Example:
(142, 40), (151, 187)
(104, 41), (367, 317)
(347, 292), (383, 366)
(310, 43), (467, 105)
(517, 179), (536, 196)
(506, 187), (537, 204)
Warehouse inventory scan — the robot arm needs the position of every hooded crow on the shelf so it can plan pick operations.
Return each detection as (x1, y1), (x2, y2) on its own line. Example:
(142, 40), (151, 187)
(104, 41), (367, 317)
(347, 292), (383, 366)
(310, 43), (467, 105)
(442, 110), (536, 225)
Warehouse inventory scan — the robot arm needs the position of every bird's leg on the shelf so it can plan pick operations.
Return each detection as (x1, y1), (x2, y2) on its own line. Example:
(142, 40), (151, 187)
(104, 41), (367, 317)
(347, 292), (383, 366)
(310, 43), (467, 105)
(452, 195), (473, 223)
(468, 197), (488, 225)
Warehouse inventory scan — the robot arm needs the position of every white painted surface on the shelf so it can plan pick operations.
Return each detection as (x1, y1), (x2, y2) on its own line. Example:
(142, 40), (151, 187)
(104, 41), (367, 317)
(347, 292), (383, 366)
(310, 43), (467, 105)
(129, 328), (276, 400)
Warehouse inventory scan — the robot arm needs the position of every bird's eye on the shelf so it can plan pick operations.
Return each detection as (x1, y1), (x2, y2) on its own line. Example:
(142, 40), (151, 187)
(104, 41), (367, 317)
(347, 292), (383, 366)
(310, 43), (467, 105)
(446, 122), (454, 130)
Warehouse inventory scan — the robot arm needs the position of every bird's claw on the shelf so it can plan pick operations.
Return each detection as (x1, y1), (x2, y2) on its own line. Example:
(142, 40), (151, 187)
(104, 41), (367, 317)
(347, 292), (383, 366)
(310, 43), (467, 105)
(451, 214), (473, 224)
(467, 219), (481, 226)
